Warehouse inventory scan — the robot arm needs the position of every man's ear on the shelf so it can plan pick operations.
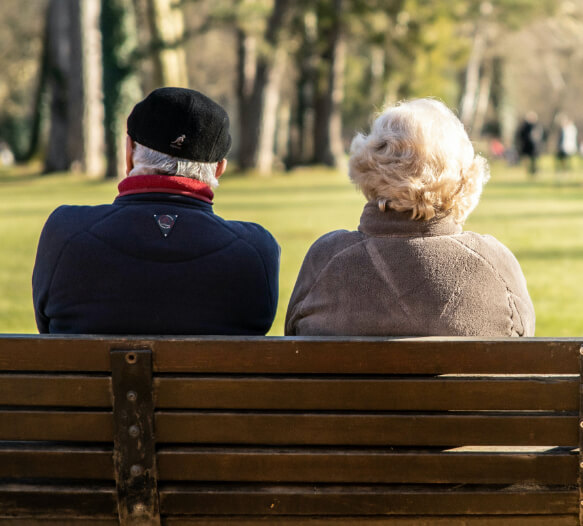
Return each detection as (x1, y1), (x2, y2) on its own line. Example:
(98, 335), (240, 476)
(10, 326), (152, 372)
(125, 135), (134, 176)
(215, 159), (227, 179)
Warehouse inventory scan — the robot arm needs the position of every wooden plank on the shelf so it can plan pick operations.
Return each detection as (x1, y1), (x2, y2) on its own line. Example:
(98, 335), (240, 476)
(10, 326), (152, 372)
(162, 516), (578, 525)
(0, 520), (117, 525)
(155, 412), (578, 446)
(0, 336), (114, 372)
(156, 448), (577, 485)
(0, 336), (580, 374)
(0, 411), (113, 441)
(158, 485), (578, 515)
(150, 338), (580, 374)
(0, 484), (116, 516)
(0, 375), (111, 407)
(0, 445), (113, 479)
(154, 376), (579, 411)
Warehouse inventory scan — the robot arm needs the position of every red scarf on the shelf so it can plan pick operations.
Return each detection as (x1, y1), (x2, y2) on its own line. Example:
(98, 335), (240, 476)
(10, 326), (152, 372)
(117, 175), (214, 204)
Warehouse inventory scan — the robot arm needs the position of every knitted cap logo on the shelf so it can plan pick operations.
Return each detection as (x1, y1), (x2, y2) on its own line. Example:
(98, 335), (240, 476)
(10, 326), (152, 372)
(154, 214), (178, 238)
(170, 135), (186, 149)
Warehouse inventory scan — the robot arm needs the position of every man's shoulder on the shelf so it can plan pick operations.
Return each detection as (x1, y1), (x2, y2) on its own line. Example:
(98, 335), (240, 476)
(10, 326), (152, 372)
(219, 218), (279, 247)
(43, 203), (118, 236)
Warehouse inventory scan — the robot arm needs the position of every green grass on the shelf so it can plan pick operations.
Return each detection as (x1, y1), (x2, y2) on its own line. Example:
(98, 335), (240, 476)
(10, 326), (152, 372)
(2, 158), (583, 336)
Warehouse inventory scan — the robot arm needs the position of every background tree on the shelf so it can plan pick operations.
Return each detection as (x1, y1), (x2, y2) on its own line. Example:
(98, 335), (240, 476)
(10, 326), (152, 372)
(101, 0), (142, 179)
(44, 0), (103, 175)
(1, 0), (581, 175)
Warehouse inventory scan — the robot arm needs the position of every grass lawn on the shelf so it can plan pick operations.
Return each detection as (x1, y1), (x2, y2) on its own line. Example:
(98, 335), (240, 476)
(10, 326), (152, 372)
(1, 157), (583, 336)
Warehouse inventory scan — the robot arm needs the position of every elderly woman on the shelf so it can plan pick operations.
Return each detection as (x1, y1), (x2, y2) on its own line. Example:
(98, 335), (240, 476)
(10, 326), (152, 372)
(285, 98), (535, 336)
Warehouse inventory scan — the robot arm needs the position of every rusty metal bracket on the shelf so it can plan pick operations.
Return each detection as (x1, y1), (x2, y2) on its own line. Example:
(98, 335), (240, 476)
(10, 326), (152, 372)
(111, 349), (160, 526)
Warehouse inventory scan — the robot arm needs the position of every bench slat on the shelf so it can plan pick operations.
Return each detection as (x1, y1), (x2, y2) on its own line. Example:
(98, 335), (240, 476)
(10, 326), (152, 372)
(155, 412), (578, 446)
(0, 411), (113, 441)
(1, 337), (579, 374)
(161, 516), (578, 525)
(0, 520), (117, 525)
(0, 337), (113, 372)
(154, 377), (579, 411)
(0, 446), (113, 479)
(0, 484), (116, 516)
(155, 448), (577, 485)
(0, 375), (111, 407)
(158, 485), (578, 515)
(150, 339), (580, 374)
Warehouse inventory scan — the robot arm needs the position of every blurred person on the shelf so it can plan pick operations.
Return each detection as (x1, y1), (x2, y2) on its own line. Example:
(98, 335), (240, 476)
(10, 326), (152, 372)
(0, 140), (14, 166)
(285, 98), (535, 337)
(555, 115), (578, 171)
(33, 87), (280, 335)
(516, 111), (543, 176)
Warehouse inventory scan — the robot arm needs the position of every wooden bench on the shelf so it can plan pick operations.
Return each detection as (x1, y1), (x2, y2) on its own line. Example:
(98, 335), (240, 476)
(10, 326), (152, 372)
(0, 335), (582, 525)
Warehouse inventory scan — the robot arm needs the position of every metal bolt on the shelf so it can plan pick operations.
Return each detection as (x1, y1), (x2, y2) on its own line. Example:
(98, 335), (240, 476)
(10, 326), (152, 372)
(580, 421), (583, 429)
(130, 464), (143, 477)
(580, 346), (583, 356)
(133, 503), (146, 514)
(129, 425), (140, 437)
(126, 391), (137, 402)
(580, 462), (583, 469)
(125, 352), (138, 364)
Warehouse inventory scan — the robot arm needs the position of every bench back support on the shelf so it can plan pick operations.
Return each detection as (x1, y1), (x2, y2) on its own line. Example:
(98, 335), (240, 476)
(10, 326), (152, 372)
(0, 335), (582, 525)
(111, 349), (160, 525)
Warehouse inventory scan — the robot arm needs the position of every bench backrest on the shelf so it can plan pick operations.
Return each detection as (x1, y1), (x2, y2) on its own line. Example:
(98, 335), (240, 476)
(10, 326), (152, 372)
(0, 335), (581, 525)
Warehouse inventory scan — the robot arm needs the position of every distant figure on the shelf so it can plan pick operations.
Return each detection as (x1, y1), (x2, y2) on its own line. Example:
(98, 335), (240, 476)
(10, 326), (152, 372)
(285, 98), (535, 337)
(555, 115), (578, 171)
(488, 137), (506, 159)
(0, 141), (14, 166)
(516, 111), (543, 176)
(33, 87), (280, 335)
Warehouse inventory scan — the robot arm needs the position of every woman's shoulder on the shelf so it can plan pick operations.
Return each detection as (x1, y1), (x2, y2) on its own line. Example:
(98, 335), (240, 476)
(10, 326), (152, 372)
(454, 231), (525, 277)
(307, 229), (365, 257)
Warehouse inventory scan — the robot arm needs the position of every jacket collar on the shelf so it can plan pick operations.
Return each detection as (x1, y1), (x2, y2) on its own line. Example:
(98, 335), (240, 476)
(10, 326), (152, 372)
(358, 201), (462, 237)
(117, 174), (214, 204)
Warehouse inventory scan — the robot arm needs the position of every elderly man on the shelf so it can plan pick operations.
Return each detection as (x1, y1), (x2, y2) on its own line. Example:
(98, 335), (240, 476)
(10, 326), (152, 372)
(33, 87), (280, 335)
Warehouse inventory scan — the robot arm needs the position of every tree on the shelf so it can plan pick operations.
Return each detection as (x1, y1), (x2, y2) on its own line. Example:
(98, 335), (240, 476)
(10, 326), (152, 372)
(44, 0), (103, 175)
(236, 0), (293, 172)
(101, 0), (142, 179)
(311, 0), (346, 167)
(457, 0), (557, 137)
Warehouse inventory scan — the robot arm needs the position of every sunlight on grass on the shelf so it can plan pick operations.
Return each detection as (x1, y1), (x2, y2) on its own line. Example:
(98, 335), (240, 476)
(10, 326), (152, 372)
(1, 158), (583, 336)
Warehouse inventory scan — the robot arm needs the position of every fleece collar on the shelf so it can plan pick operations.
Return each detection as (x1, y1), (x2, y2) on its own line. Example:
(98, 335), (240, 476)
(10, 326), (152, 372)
(358, 201), (462, 237)
(117, 175), (214, 204)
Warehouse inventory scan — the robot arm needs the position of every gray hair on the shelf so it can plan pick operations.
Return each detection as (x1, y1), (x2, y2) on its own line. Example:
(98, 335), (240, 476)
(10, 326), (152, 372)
(129, 142), (219, 188)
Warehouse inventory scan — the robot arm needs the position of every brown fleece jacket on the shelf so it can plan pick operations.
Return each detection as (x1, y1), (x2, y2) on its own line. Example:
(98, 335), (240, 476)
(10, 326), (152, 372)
(285, 202), (535, 337)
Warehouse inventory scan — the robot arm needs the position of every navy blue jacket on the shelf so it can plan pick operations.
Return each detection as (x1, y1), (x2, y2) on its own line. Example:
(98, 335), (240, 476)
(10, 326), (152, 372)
(32, 191), (280, 335)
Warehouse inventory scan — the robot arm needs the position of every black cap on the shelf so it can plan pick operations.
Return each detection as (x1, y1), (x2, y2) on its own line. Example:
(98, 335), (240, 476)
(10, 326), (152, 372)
(127, 87), (232, 162)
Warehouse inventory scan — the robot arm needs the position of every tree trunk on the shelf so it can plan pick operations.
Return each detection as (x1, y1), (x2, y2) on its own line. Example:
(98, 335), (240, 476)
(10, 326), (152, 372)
(44, 0), (72, 173)
(459, 26), (486, 128)
(43, 0), (104, 175)
(22, 2), (51, 162)
(286, 9), (317, 168)
(81, 0), (105, 176)
(236, 29), (262, 170)
(101, 0), (141, 179)
(146, 0), (188, 87)
(472, 56), (493, 137)
(256, 47), (287, 174)
(236, 0), (292, 171)
(312, 0), (345, 167)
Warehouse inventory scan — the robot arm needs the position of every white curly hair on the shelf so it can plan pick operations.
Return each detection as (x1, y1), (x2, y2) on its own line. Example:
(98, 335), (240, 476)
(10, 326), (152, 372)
(348, 98), (489, 224)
